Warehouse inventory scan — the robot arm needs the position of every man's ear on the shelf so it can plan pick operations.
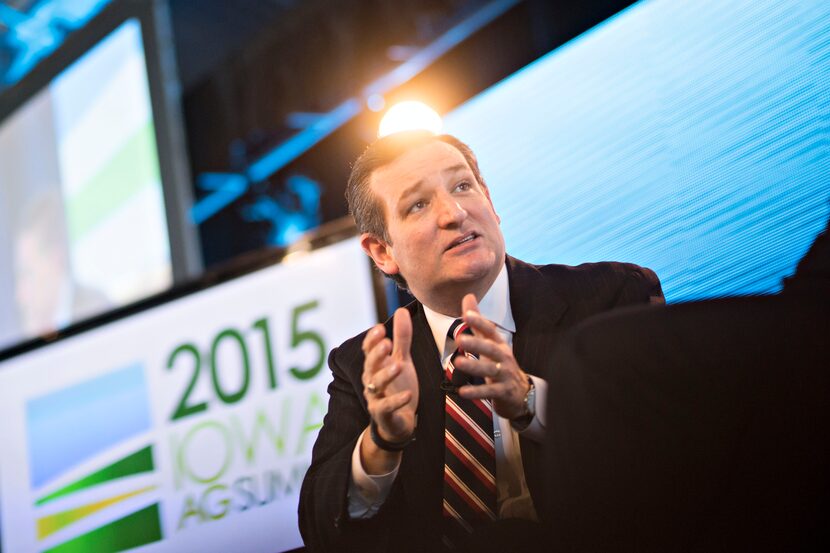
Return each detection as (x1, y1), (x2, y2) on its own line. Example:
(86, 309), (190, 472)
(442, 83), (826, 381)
(360, 232), (400, 276)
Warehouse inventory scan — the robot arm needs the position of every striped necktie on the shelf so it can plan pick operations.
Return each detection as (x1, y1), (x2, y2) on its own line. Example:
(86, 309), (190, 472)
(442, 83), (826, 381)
(442, 319), (497, 549)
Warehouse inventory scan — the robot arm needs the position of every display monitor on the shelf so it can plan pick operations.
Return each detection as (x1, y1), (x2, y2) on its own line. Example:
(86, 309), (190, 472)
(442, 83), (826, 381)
(0, 1), (199, 354)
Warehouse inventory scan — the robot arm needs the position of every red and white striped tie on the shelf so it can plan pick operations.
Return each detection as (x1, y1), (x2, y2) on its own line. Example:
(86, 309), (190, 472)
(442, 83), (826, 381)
(442, 319), (497, 549)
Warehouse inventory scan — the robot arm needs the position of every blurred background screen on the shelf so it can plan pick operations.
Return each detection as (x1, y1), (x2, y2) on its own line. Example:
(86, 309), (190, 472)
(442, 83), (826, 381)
(0, 18), (173, 350)
(445, 0), (830, 302)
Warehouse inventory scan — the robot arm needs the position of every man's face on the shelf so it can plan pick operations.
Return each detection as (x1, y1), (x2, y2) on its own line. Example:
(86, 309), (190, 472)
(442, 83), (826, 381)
(362, 140), (506, 303)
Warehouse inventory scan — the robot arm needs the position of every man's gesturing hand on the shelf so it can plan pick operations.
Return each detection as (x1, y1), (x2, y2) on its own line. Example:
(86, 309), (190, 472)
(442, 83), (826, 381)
(454, 293), (531, 420)
(361, 308), (419, 445)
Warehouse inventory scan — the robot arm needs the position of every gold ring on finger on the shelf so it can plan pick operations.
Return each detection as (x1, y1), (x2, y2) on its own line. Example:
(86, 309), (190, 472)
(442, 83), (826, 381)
(367, 382), (378, 394)
(495, 362), (502, 372)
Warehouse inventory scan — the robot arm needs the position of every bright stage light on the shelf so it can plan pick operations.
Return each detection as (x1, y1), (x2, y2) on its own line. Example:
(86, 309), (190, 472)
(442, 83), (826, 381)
(378, 101), (443, 138)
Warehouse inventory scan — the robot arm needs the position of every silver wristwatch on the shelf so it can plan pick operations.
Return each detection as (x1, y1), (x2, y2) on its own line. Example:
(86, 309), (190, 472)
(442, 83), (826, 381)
(511, 376), (536, 429)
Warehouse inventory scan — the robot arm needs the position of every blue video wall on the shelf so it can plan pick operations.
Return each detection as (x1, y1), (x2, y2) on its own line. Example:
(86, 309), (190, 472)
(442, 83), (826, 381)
(445, 0), (829, 302)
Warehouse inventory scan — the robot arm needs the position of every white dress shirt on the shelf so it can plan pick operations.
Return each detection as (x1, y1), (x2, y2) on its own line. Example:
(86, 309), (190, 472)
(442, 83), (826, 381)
(348, 265), (548, 520)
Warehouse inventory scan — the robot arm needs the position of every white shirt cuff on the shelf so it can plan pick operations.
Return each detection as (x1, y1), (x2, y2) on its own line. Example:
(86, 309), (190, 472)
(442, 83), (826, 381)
(347, 427), (401, 519)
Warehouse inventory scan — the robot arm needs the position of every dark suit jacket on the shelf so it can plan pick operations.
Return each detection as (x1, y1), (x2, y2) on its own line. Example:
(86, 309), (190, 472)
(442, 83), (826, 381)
(298, 256), (663, 552)
(543, 227), (830, 552)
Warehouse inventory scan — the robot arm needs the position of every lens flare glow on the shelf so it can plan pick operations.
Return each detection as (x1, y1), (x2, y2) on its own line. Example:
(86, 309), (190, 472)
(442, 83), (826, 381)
(378, 101), (443, 138)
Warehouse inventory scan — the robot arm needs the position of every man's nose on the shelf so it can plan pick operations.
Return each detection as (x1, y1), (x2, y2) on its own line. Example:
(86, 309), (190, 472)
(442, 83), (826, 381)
(436, 193), (467, 227)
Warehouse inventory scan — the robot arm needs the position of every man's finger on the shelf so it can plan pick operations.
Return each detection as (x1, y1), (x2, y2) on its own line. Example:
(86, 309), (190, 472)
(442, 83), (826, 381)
(363, 338), (392, 380)
(457, 335), (504, 361)
(373, 390), (412, 415)
(365, 360), (402, 395)
(454, 355), (502, 379)
(461, 293), (480, 316)
(391, 308), (412, 361)
(362, 324), (386, 354)
(463, 309), (503, 342)
(457, 383), (504, 401)
(461, 293), (502, 343)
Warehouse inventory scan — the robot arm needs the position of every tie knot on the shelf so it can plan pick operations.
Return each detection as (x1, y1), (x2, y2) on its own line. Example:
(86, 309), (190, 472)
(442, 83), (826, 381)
(448, 319), (473, 341)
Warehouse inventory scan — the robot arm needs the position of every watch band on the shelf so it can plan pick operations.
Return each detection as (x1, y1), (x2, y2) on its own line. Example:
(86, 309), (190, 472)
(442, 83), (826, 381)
(511, 376), (536, 429)
(369, 419), (416, 452)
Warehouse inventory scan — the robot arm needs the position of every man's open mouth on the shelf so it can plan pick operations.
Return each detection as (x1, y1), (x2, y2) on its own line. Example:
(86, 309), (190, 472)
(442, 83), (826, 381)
(446, 232), (478, 251)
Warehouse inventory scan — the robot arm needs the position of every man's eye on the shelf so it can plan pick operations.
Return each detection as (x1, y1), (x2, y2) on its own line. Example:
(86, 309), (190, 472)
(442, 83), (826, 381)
(454, 181), (472, 192)
(408, 200), (426, 213)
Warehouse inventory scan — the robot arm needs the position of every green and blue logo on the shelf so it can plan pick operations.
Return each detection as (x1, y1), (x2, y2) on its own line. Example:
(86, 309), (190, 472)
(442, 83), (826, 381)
(26, 364), (162, 553)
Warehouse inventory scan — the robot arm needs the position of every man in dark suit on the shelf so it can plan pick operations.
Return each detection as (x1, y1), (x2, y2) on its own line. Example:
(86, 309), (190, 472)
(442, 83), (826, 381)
(298, 131), (663, 552)
(543, 221), (830, 552)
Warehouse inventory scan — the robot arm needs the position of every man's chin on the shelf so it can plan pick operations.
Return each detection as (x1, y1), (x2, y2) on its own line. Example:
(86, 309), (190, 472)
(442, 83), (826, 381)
(443, 259), (501, 285)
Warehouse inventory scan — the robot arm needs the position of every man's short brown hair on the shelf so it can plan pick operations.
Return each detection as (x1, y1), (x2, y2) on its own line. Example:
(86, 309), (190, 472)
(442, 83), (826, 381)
(345, 131), (487, 287)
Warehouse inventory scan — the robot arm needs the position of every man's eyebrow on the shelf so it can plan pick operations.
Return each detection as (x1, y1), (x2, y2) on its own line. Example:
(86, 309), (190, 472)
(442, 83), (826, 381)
(441, 163), (470, 177)
(398, 180), (426, 204)
(396, 164), (473, 206)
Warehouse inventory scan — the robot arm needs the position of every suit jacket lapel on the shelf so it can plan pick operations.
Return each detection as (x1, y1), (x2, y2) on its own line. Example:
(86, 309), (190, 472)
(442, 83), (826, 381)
(505, 257), (570, 520)
(507, 256), (568, 377)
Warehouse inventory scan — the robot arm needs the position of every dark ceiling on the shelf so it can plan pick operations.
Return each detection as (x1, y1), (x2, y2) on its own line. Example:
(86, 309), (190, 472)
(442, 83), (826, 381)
(170, 0), (302, 92)
(170, 0), (490, 94)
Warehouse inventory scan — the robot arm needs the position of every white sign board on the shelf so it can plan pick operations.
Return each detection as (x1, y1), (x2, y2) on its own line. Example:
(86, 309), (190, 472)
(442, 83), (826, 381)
(0, 237), (377, 553)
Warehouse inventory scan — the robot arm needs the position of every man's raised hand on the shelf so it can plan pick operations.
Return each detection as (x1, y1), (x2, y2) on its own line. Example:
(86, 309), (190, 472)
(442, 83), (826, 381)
(454, 293), (530, 420)
(361, 308), (419, 445)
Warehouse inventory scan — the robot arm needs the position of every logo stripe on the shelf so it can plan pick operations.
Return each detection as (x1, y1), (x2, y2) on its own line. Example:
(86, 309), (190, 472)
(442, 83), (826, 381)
(37, 485), (156, 539)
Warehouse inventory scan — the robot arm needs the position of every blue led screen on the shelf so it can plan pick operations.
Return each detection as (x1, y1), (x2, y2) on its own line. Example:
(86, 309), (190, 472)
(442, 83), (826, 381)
(445, 0), (829, 302)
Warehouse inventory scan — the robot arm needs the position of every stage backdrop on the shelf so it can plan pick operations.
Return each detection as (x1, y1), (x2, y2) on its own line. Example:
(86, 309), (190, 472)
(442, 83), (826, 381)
(445, 0), (830, 302)
(0, 237), (376, 553)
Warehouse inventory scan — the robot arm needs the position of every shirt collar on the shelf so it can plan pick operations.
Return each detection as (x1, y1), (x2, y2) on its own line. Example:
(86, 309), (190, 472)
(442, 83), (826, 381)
(422, 263), (516, 358)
